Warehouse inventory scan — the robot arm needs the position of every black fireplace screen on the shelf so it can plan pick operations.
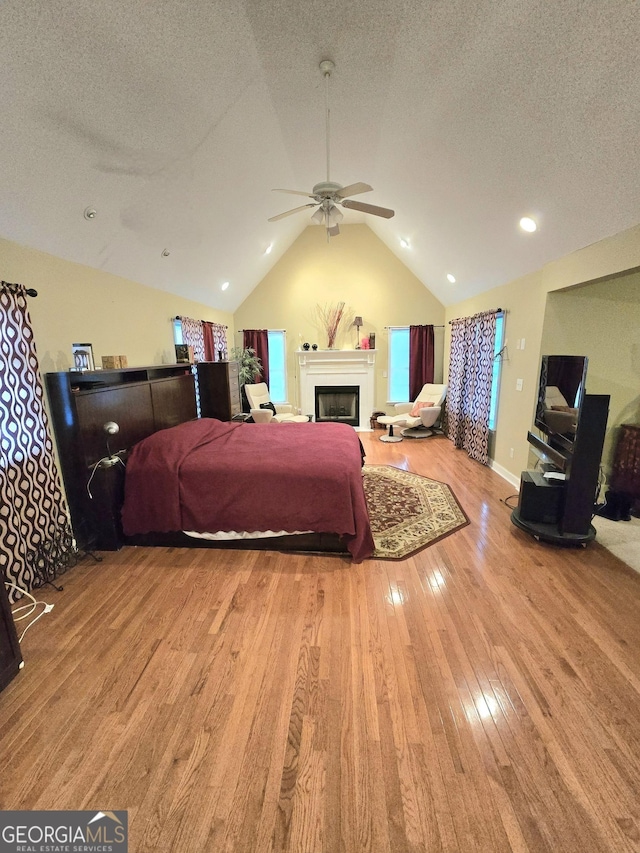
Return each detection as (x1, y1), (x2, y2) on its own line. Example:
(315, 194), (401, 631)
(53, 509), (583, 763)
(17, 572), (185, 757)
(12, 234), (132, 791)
(315, 385), (359, 427)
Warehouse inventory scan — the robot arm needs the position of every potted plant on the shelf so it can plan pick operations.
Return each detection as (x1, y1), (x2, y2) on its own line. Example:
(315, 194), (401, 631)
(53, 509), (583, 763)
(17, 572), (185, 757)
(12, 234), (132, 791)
(230, 346), (263, 385)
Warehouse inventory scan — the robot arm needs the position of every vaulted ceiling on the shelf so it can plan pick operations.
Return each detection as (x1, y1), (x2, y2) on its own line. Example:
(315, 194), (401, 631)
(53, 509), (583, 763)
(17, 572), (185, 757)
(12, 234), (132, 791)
(1, 0), (638, 312)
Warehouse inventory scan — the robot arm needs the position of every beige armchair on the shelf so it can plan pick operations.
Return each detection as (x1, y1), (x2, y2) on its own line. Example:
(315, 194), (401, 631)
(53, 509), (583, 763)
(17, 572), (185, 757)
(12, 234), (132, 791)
(250, 407), (274, 423)
(244, 382), (309, 423)
(377, 384), (447, 442)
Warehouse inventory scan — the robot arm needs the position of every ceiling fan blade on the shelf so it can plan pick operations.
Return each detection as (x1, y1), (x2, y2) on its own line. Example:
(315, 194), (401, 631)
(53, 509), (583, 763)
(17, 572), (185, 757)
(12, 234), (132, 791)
(327, 224), (340, 237)
(268, 203), (317, 222)
(342, 199), (395, 219)
(272, 188), (315, 198)
(335, 182), (373, 199)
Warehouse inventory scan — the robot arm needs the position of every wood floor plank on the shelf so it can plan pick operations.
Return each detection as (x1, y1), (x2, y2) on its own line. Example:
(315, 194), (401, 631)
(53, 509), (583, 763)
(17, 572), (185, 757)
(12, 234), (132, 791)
(2, 432), (640, 851)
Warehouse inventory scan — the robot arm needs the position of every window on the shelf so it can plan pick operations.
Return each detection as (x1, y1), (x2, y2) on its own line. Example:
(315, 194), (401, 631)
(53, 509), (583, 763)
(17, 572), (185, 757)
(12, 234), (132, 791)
(388, 327), (410, 402)
(267, 330), (287, 403)
(173, 318), (183, 345)
(488, 313), (505, 431)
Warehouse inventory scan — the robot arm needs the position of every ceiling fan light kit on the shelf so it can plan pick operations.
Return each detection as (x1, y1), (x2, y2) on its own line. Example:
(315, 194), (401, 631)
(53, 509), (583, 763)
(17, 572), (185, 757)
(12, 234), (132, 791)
(268, 60), (395, 239)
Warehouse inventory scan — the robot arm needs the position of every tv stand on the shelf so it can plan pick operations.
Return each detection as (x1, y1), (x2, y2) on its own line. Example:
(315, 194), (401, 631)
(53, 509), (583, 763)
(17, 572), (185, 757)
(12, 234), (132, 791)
(511, 394), (609, 545)
(510, 508), (596, 545)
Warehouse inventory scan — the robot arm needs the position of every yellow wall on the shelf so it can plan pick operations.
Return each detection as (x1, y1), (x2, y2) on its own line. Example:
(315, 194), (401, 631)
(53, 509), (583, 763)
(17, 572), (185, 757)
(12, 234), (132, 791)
(445, 223), (640, 483)
(233, 224), (446, 412)
(0, 236), (234, 373)
(543, 225), (640, 294)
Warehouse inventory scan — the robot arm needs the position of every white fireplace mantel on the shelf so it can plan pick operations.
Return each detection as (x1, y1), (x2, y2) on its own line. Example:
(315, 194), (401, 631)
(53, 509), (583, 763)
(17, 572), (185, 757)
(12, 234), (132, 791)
(297, 349), (376, 430)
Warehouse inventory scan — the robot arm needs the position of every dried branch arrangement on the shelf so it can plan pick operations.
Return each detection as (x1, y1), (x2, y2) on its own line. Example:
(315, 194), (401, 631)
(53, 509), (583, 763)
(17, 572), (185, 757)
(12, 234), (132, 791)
(316, 301), (347, 348)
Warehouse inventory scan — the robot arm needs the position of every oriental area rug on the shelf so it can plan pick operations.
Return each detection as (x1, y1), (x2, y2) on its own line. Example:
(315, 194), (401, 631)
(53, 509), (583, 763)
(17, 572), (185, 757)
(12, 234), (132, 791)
(362, 465), (469, 560)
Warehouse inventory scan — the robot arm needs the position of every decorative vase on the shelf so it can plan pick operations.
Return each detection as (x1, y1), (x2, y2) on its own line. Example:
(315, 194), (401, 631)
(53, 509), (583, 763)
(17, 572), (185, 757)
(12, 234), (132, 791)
(302, 342), (310, 351)
(317, 300), (346, 352)
(311, 344), (318, 350)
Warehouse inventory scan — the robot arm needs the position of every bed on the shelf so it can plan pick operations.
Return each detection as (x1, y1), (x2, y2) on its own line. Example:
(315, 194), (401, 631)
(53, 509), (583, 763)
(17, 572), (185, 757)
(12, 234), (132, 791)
(121, 417), (374, 562)
(46, 365), (373, 560)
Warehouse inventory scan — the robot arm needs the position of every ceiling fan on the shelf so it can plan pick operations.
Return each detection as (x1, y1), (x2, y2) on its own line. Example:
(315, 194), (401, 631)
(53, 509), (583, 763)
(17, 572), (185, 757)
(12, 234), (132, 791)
(268, 59), (395, 238)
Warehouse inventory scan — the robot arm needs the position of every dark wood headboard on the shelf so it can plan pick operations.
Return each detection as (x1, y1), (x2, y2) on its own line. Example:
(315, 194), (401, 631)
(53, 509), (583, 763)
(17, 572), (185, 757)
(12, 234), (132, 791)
(73, 375), (197, 464)
(46, 365), (197, 550)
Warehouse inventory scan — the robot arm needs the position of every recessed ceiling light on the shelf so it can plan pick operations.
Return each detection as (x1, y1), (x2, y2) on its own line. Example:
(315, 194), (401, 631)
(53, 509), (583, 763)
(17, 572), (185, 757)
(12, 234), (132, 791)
(264, 244), (273, 255)
(519, 216), (537, 233)
(161, 249), (170, 257)
(84, 207), (97, 220)
(400, 238), (409, 248)
(446, 273), (456, 283)
(221, 281), (230, 291)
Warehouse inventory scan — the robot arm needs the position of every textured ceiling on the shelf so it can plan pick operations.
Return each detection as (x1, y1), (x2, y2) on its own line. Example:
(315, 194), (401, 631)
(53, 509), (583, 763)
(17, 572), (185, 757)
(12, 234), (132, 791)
(1, 0), (638, 311)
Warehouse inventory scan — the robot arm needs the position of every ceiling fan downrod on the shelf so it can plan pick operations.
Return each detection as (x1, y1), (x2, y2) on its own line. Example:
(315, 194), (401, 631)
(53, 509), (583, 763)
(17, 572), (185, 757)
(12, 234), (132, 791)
(320, 59), (334, 183)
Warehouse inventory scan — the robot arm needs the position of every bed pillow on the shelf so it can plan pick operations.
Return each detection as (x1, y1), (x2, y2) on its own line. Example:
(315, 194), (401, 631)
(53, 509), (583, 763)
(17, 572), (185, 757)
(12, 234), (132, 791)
(260, 402), (277, 415)
(410, 400), (435, 418)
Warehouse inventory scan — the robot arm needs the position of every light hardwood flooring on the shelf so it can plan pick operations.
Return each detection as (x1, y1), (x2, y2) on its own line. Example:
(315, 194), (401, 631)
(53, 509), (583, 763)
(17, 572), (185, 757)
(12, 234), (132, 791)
(2, 433), (640, 852)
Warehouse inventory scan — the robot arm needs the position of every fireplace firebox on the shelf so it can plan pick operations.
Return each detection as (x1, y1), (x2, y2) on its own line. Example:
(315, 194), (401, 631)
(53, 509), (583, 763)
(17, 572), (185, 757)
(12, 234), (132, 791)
(315, 386), (359, 427)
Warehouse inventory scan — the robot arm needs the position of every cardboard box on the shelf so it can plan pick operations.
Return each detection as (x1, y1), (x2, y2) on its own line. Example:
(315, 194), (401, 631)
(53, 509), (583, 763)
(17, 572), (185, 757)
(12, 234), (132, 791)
(101, 355), (129, 369)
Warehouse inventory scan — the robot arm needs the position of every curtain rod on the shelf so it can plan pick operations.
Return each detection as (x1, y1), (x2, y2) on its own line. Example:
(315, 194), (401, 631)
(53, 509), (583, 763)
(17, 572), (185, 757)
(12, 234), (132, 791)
(237, 329), (286, 332)
(174, 315), (228, 328)
(448, 308), (504, 324)
(384, 324), (445, 329)
(1, 281), (38, 296)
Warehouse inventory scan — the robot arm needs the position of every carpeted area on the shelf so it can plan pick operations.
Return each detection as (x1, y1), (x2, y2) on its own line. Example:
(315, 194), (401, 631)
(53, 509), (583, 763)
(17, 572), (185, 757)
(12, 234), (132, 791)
(592, 514), (640, 574)
(363, 464), (469, 559)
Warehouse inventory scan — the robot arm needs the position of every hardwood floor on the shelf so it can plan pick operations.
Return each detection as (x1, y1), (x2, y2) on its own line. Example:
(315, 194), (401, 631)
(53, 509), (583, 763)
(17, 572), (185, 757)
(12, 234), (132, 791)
(2, 433), (640, 852)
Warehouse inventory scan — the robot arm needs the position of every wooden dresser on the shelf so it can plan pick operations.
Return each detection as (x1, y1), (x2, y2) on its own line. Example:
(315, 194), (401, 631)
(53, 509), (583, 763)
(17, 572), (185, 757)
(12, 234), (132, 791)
(611, 423), (640, 498)
(0, 578), (22, 693)
(197, 361), (242, 420)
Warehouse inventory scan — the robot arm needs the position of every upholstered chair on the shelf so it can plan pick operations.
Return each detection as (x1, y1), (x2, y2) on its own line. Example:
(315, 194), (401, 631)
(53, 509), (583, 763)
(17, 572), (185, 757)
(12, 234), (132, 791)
(250, 407), (274, 423)
(377, 384), (447, 442)
(244, 382), (309, 423)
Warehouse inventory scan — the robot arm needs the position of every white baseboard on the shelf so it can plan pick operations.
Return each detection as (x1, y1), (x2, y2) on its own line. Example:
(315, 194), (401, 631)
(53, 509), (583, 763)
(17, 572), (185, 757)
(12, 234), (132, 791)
(489, 459), (520, 490)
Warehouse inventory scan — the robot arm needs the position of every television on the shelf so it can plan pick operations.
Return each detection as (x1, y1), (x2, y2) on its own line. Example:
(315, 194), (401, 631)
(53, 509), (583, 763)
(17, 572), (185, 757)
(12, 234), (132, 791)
(528, 355), (589, 470)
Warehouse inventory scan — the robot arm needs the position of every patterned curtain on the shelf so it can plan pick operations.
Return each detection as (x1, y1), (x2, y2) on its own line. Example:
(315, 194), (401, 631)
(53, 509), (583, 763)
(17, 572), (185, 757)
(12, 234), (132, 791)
(212, 323), (228, 360)
(409, 324), (435, 400)
(0, 282), (72, 599)
(243, 329), (269, 387)
(179, 316), (205, 362)
(445, 310), (498, 465)
(202, 322), (228, 362)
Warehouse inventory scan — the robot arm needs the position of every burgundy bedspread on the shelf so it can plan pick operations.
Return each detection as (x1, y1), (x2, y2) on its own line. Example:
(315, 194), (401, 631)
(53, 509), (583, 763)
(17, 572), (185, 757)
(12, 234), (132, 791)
(121, 418), (374, 562)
